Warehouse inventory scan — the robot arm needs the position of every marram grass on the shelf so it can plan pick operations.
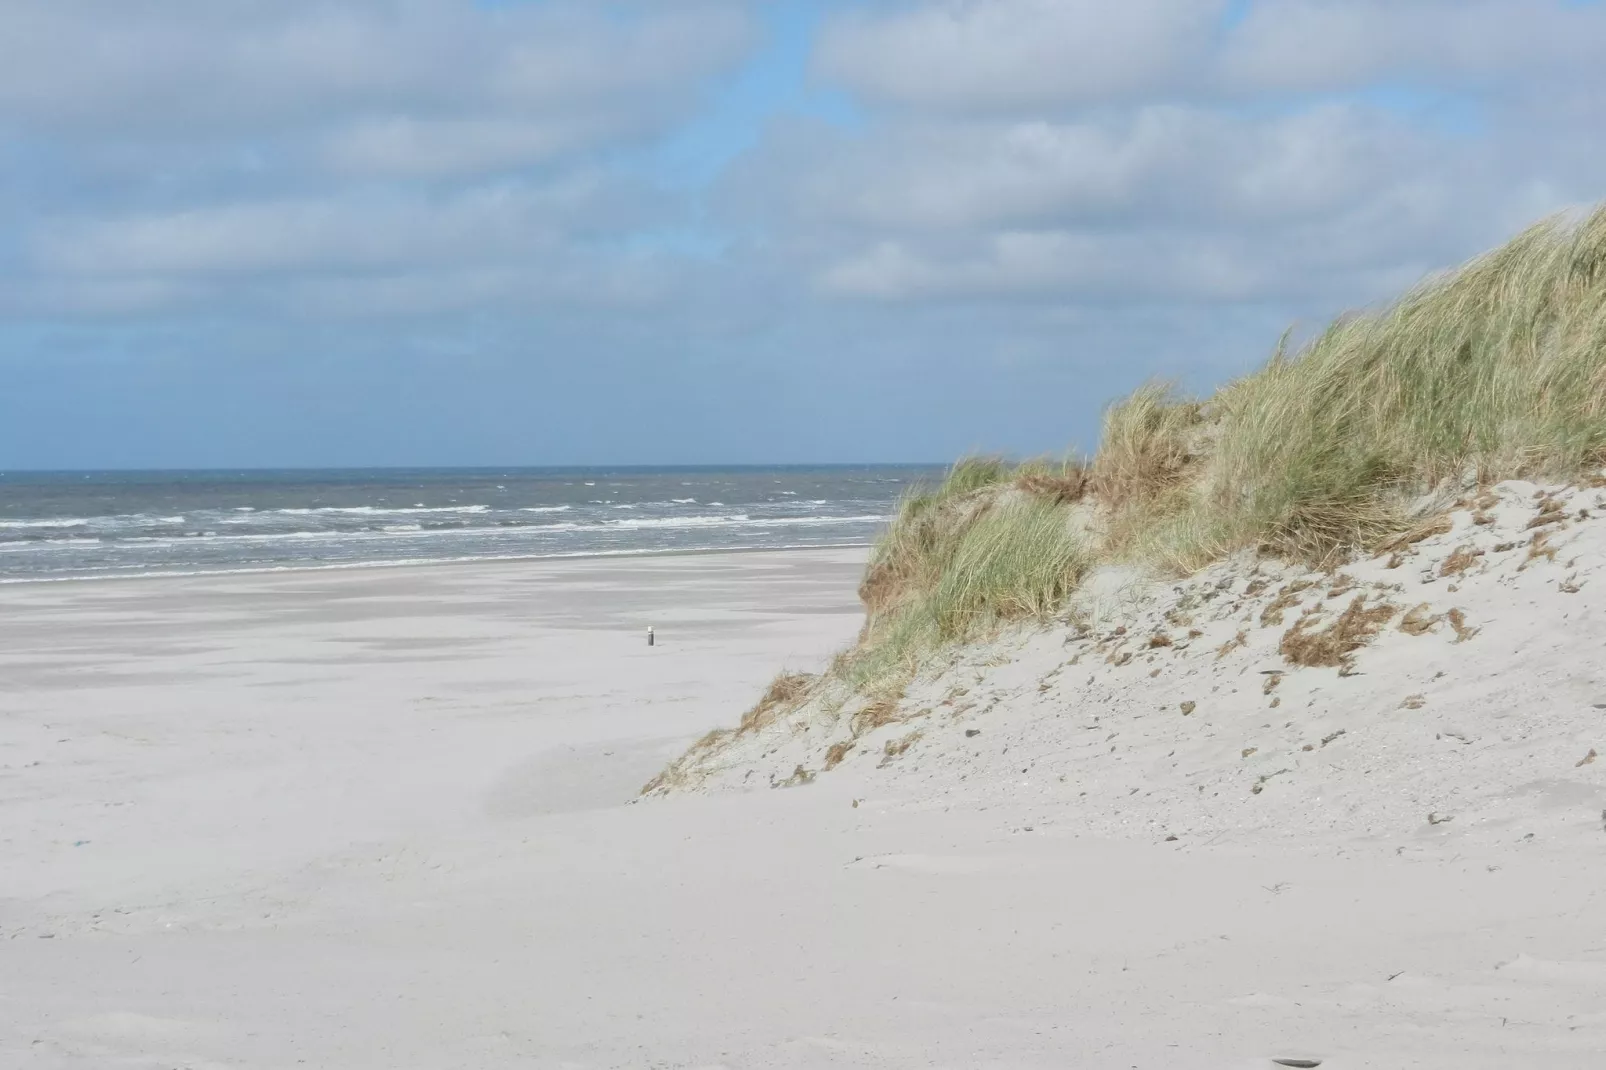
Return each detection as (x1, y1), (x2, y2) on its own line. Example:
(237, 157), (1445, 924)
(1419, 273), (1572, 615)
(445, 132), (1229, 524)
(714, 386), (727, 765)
(837, 204), (1606, 691)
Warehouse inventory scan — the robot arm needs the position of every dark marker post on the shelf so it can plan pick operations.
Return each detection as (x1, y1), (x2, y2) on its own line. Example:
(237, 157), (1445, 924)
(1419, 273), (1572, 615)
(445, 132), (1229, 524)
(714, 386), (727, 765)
(647, 626), (654, 647)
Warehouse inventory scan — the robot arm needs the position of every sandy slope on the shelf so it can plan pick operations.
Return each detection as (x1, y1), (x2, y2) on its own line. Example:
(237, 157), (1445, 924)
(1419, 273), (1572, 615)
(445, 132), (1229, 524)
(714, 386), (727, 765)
(657, 480), (1606, 1064)
(4, 527), (1605, 1068)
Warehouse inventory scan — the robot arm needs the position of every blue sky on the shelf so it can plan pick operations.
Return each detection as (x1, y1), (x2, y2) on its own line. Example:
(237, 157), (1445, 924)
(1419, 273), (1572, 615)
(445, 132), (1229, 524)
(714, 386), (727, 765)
(2, 0), (1605, 469)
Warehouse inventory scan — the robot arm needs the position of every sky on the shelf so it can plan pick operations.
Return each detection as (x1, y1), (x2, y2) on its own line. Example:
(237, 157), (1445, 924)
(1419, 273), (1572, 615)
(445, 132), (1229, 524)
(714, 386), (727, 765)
(2, 0), (1605, 470)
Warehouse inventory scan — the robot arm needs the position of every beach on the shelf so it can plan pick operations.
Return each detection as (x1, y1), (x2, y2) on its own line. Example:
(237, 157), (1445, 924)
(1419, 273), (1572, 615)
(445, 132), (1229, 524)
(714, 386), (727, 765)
(4, 547), (1603, 1068)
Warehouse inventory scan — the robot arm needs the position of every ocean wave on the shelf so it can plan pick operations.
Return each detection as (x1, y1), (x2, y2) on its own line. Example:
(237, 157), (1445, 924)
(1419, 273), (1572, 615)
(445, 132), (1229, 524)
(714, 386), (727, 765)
(0, 517), (91, 529)
(13, 512), (891, 550)
(0, 541), (875, 585)
(276, 504), (492, 516)
(0, 536), (101, 549)
(576, 513), (889, 532)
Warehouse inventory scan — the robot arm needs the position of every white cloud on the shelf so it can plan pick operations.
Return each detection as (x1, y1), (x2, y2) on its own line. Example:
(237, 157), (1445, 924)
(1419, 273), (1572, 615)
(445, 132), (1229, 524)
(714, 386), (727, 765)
(0, 1), (753, 133)
(731, 0), (1606, 318)
(818, 0), (1606, 109)
(5, 0), (1606, 419)
(777, 104), (1428, 233)
(0, 1), (754, 316)
(817, 0), (1222, 109)
(321, 117), (609, 178)
(33, 181), (616, 277)
(1221, 0), (1606, 93)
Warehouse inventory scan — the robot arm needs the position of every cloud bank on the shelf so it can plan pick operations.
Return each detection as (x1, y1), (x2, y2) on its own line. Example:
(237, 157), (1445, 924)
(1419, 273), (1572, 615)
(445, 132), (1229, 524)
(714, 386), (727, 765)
(2, 0), (1604, 466)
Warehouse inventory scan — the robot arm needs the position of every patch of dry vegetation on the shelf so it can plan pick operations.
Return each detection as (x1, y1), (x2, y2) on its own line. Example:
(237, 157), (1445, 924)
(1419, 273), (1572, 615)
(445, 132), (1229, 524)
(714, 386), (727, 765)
(737, 672), (816, 734)
(1280, 596), (1400, 667)
(1440, 545), (1486, 578)
(1015, 463), (1089, 504)
(640, 728), (732, 795)
(1399, 603), (1443, 636)
(1260, 581), (1314, 627)
(1377, 515), (1454, 556)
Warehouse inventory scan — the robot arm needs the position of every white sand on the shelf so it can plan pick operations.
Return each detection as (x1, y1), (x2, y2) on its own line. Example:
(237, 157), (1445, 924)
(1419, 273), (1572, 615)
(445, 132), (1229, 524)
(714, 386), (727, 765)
(4, 533), (1605, 1068)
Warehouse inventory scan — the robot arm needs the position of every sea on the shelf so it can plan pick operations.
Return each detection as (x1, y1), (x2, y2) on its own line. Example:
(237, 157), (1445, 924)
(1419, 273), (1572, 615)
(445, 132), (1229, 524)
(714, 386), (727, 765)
(0, 466), (944, 583)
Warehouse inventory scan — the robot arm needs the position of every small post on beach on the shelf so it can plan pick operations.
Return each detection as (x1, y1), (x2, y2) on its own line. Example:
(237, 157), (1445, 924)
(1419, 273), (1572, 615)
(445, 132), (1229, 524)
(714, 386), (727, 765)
(647, 626), (655, 647)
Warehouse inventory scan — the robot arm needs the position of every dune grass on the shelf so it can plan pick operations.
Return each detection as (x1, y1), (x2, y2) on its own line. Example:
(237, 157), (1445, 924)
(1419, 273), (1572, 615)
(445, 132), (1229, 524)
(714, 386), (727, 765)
(844, 484), (1091, 691)
(644, 203), (1606, 790)
(837, 205), (1606, 691)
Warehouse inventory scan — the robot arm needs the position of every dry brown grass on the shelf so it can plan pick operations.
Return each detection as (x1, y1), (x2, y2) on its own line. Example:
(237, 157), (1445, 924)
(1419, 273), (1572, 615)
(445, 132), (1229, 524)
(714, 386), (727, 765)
(1376, 515), (1453, 556)
(1528, 496), (1568, 529)
(1399, 603), (1443, 636)
(1089, 383), (1203, 509)
(1326, 573), (1359, 598)
(1527, 531), (1559, 564)
(1215, 629), (1248, 658)
(1260, 581), (1314, 627)
(823, 741), (855, 770)
(775, 765), (816, 788)
(737, 671), (816, 735)
(1447, 608), (1480, 642)
(849, 696), (902, 738)
(1439, 545), (1486, 577)
(1016, 466), (1089, 504)
(881, 729), (923, 764)
(1280, 595), (1399, 667)
(639, 728), (730, 796)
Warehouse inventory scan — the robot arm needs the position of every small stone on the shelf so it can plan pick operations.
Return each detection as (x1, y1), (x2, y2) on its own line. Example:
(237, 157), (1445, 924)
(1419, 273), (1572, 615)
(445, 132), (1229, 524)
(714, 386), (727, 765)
(1577, 748), (1598, 767)
(1180, 701), (1196, 715)
(1165, 834), (1179, 842)
(1428, 812), (1454, 825)
(1272, 1061), (1322, 1069)
(965, 729), (981, 738)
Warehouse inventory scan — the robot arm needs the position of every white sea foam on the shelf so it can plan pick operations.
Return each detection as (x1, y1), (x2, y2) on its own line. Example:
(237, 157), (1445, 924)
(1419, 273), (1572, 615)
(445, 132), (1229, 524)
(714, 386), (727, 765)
(0, 517), (91, 529)
(276, 505), (491, 517)
(0, 541), (874, 584)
